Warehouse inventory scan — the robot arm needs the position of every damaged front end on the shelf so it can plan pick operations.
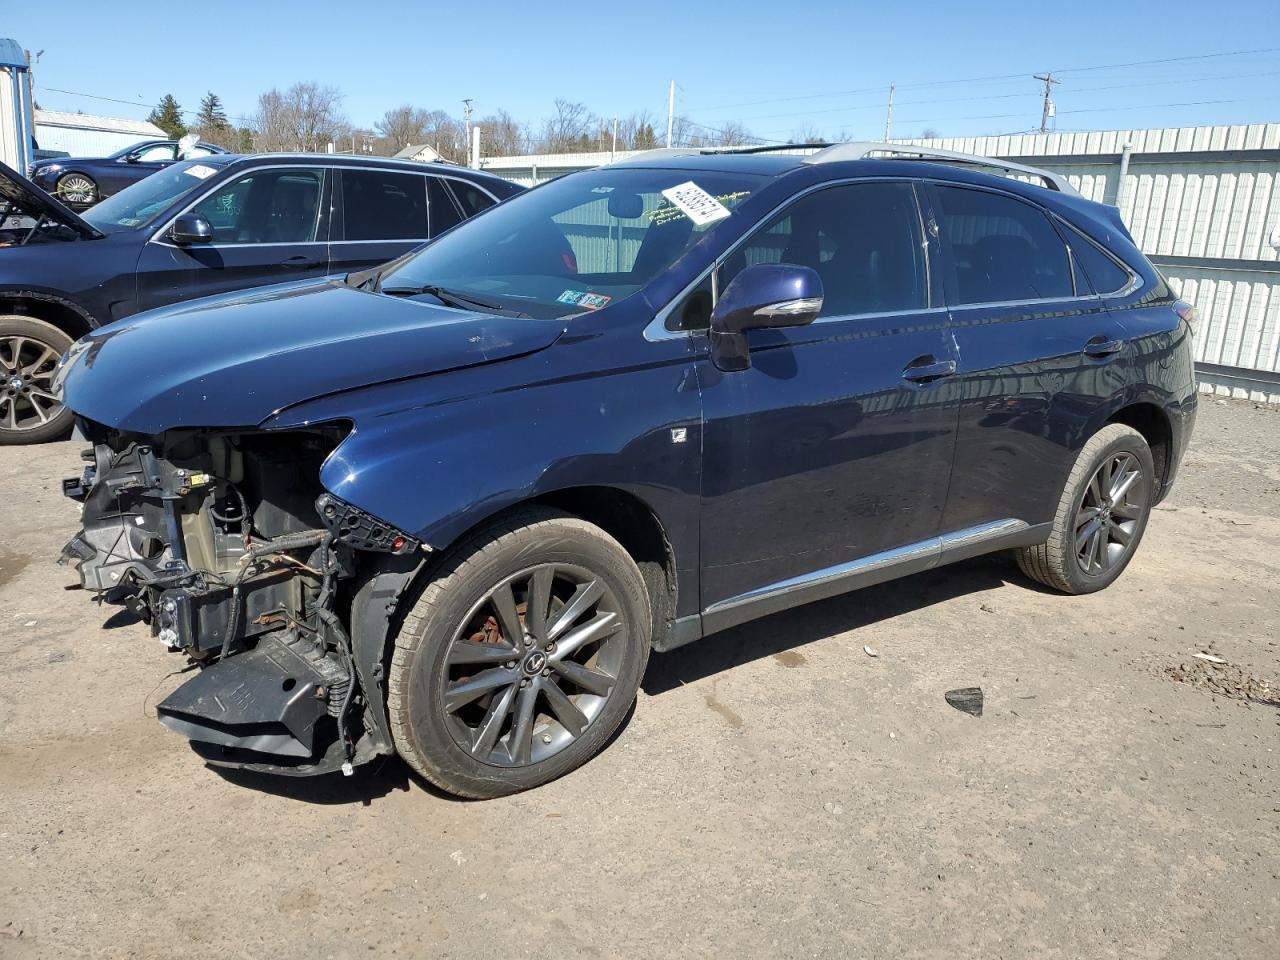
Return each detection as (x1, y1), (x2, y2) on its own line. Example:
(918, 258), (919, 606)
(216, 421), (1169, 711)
(60, 421), (424, 776)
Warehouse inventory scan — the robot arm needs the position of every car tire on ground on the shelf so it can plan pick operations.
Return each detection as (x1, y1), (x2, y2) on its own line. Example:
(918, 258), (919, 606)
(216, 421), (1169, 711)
(1016, 422), (1155, 594)
(55, 172), (97, 206)
(387, 506), (652, 798)
(0, 315), (75, 445)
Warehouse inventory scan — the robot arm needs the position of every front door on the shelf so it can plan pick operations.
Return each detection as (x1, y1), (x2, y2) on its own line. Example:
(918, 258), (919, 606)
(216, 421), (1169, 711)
(135, 165), (332, 312)
(696, 181), (959, 627)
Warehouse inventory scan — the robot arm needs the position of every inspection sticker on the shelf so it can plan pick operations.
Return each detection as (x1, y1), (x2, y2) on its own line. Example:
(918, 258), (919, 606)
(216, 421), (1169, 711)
(660, 181), (732, 226)
(557, 290), (612, 310)
(183, 164), (217, 180)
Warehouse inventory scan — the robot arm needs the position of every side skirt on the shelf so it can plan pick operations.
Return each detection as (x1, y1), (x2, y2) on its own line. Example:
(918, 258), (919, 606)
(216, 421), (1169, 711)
(653, 519), (1050, 652)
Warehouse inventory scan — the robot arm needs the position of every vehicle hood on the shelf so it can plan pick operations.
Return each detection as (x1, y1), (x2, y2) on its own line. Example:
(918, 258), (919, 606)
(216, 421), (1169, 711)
(0, 160), (103, 239)
(59, 278), (565, 433)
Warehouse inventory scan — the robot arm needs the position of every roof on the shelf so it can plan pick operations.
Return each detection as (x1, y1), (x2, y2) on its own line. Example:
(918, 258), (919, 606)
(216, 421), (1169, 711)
(34, 110), (165, 138)
(393, 143), (443, 161)
(0, 38), (27, 69)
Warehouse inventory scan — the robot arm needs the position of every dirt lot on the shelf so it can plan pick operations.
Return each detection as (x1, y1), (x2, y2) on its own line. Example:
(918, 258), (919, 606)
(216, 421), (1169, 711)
(1, 397), (1277, 960)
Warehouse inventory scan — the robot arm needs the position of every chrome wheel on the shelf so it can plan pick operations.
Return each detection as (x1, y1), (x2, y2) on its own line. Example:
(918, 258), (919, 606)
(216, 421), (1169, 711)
(1074, 452), (1144, 576)
(56, 174), (96, 205)
(442, 563), (627, 767)
(0, 334), (64, 433)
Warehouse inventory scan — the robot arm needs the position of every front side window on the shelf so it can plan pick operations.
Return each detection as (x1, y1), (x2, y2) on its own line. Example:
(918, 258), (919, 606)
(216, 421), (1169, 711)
(189, 168), (323, 244)
(717, 181), (928, 320)
(133, 143), (177, 162)
(83, 158), (235, 232)
(933, 185), (1073, 304)
(342, 169), (429, 241)
(377, 168), (763, 319)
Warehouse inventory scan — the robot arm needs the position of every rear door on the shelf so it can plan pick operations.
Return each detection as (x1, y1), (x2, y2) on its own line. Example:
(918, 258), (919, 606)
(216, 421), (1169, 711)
(695, 180), (959, 625)
(927, 182), (1130, 535)
(135, 164), (332, 312)
(327, 169), (445, 276)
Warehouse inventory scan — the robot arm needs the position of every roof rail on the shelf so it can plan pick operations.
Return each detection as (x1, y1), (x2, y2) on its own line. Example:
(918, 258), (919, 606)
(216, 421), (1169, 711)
(801, 142), (1080, 195)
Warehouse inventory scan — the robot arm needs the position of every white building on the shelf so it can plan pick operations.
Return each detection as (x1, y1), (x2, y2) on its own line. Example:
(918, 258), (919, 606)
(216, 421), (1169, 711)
(34, 109), (166, 157)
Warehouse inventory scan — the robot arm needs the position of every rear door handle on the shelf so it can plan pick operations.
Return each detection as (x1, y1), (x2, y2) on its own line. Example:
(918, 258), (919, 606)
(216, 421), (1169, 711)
(280, 255), (322, 268)
(1083, 336), (1124, 358)
(901, 358), (957, 383)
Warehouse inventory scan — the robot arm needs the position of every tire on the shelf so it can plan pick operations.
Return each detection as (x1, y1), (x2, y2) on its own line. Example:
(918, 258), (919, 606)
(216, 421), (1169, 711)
(55, 172), (97, 206)
(387, 507), (652, 798)
(0, 315), (75, 445)
(1016, 423), (1155, 594)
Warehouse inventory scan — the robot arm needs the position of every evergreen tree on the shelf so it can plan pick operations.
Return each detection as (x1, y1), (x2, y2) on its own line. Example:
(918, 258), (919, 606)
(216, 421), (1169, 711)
(147, 94), (186, 139)
(195, 92), (230, 138)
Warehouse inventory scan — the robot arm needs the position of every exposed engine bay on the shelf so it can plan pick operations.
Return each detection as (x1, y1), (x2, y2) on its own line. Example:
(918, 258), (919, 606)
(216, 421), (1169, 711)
(60, 422), (424, 775)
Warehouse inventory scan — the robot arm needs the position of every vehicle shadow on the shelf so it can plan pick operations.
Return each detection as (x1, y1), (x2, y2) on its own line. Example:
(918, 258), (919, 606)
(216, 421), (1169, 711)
(208, 753), (416, 805)
(643, 554), (1028, 696)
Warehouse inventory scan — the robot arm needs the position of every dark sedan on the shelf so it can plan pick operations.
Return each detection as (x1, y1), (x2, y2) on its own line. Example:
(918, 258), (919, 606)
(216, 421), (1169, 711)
(0, 153), (523, 443)
(28, 139), (230, 207)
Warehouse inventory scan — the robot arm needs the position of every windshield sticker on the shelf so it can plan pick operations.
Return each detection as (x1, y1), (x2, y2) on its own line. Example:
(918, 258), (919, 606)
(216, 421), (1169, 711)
(557, 290), (612, 310)
(184, 164), (217, 180)
(660, 181), (732, 226)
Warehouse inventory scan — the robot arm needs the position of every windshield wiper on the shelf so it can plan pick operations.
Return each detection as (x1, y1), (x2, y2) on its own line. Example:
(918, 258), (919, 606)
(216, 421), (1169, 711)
(380, 284), (530, 318)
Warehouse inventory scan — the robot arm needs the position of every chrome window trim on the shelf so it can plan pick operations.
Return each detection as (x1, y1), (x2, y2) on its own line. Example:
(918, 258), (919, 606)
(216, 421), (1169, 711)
(147, 163), (499, 249)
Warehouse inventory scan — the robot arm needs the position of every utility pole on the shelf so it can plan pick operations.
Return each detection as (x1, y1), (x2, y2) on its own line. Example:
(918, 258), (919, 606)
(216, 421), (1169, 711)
(1034, 73), (1060, 134)
(462, 98), (474, 157)
(666, 80), (675, 148)
(611, 116), (618, 161)
(884, 83), (895, 142)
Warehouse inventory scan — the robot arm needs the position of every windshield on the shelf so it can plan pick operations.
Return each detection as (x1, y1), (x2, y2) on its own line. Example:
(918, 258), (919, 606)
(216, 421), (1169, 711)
(376, 167), (764, 318)
(83, 158), (232, 232)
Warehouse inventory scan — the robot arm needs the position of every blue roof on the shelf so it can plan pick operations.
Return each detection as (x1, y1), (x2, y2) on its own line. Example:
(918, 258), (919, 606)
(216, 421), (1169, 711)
(0, 39), (29, 69)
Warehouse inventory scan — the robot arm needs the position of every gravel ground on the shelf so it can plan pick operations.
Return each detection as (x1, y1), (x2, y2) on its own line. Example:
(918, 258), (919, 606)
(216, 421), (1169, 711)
(1, 397), (1277, 960)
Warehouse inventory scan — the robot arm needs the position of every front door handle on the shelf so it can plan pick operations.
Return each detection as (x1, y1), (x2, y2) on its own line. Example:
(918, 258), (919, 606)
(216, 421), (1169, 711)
(280, 255), (322, 268)
(1083, 336), (1124, 359)
(902, 357), (957, 383)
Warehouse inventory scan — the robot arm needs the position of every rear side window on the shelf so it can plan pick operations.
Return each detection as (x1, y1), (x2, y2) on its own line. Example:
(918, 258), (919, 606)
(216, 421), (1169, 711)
(1066, 226), (1132, 294)
(448, 180), (496, 218)
(934, 186), (1073, 304)
(342, 169), (429, 241)
(718, 181), (928, 319)
(427, 177), (464, 235)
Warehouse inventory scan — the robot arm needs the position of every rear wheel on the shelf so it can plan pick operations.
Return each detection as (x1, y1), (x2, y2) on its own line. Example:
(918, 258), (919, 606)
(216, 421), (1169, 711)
(1016, 423), (1154, 594)
(55, 172), (97, 206)
(0, 315), (75, 445)
(387, 507), (651, 798)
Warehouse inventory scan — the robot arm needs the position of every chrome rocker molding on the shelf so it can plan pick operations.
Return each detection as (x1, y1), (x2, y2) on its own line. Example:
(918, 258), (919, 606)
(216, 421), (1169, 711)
(655, 518), (1050, 650)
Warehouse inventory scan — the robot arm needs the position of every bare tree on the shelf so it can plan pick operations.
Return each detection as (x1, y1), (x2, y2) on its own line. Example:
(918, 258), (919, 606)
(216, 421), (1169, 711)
(541, 99), (595, 152)
(920, 128), (942, 140)
(478, 109), (528, 157)
(252, 82), (348, 153)
(791, 124), (827, 144)
(376, 105), (432, 151)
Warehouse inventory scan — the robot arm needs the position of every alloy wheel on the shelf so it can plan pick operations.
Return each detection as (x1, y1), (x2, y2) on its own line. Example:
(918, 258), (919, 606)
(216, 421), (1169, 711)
(442, 563), (627, 767)
(0, 335), (64, 433)
(1074, 452), (1145, 576)
(57, 175), (96, 205)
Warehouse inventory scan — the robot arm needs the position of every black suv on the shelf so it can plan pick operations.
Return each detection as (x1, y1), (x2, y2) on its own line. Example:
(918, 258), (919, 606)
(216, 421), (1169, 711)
(57, 143), (1198, 797)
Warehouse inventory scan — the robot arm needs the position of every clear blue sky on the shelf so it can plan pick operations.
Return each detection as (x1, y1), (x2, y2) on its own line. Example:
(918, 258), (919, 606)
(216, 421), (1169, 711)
(4, 0), (1279, 142)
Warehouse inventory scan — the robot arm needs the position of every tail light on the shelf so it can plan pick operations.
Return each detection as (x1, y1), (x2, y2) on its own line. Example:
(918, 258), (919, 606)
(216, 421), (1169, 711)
(1173, 300), (1200, 337)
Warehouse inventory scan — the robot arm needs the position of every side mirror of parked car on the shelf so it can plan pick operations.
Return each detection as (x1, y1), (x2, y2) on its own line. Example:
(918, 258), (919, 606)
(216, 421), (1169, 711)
(170, 213), (214, 245)
(123, 152), (141, 164)
(710, 263), (823, 371)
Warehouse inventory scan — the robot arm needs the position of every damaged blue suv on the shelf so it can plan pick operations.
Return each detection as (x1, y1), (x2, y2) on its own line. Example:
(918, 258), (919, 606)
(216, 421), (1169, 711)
(57, 143), (1198, 797)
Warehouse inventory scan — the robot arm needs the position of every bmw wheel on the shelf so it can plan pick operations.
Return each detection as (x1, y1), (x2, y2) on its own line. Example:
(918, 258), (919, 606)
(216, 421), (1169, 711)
(55, 173), (97, 206)
(1016, 423), (1155, 594)
(387, 507), (651, 798)
(0, 315), (75, 445)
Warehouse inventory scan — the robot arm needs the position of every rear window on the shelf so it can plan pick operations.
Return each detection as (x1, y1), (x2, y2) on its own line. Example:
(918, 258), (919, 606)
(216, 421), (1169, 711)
(1067, 227), (1132, 294)
(448, 180), (496, 217)
(342, 169), (429, 241)
(934, 185), (1074, 304)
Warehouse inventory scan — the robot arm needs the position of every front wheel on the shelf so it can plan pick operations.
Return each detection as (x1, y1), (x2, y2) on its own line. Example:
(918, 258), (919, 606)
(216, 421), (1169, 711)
(0, 315), (75, 445)
(387, 507), (652, 798)
(1017, 423), (1155, 594)
(55, 172), (97, 206)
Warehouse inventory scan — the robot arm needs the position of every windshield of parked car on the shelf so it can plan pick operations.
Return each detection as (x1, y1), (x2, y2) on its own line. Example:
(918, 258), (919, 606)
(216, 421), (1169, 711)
(83, 158), (235, 232)
(375, 167), (765, 318)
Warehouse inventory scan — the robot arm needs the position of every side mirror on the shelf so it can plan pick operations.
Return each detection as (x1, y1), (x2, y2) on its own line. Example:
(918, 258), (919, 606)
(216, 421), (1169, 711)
(123, 152), (141, 164)
(710, 263), (823, 371)
(170, 213), (213, 245)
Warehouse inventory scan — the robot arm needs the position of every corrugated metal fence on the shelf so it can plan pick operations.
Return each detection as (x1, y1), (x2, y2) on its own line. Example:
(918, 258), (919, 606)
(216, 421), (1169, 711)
(481, 124), (1280, 401)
